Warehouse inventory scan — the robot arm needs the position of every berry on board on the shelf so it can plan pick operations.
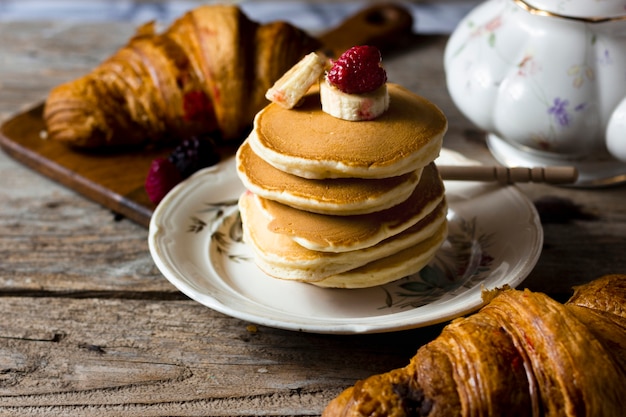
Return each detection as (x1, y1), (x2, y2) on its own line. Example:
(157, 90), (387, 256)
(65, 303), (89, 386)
(145, 158), (183, 205)
(145, 136), (221, 204)
(169, 136), (220, 179)
(327, 46), (387, 94)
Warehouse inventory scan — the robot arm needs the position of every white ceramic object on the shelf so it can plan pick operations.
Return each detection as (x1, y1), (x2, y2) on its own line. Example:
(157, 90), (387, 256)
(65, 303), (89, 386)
(444, 0), (626, 186)
(148, 149), (543, 334)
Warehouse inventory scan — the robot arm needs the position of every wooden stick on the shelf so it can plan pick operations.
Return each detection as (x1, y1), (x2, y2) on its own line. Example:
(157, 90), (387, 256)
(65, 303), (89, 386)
(438, 165), (579, 184)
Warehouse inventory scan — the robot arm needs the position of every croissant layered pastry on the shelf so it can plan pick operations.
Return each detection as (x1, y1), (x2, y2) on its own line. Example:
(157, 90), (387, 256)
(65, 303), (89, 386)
(323, 274), (626, 417)
(43, 5), (319, 147)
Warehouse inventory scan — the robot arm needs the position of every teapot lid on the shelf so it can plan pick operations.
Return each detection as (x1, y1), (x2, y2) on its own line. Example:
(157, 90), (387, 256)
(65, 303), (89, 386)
(517, 0), (626, 21)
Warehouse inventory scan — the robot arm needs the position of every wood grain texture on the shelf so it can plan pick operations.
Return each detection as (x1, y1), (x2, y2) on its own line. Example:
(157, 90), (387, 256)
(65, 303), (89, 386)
(1, 2), (626, 416)
(0, 105), (165, 226)
(0, 296), (443, 415)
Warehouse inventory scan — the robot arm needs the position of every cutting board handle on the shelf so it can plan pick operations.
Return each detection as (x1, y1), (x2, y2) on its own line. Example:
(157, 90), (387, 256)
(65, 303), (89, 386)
(318, 4), (414, 57)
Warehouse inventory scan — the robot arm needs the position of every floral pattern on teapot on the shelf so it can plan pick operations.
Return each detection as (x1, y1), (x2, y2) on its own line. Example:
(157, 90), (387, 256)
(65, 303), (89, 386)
(444, 0), (626, 162)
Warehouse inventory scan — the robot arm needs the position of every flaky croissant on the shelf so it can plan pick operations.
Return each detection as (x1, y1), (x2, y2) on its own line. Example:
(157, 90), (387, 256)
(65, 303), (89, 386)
(43, 5), (319, 147)
(323, 274), (626, 417)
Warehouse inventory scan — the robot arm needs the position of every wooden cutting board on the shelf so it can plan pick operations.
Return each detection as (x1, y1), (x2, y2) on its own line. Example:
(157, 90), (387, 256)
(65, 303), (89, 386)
(0, 5), (413, 227)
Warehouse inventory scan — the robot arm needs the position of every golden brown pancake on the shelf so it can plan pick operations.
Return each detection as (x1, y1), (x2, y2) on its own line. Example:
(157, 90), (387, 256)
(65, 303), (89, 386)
(239, 190), (448, 283)
(236, 140), (423, 215)
(312, 222), (448, 288)
(248, 83), (447, 179)
(257, 163), (445, 252)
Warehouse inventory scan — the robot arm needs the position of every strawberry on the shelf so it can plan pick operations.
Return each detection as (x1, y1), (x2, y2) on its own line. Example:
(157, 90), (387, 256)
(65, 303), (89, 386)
(145, 158), (183, 204)
(327, 46), (387, 94)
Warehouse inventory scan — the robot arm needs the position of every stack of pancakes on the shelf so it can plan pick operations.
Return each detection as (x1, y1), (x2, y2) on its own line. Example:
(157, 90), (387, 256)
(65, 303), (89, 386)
(236, 83), (448, 288)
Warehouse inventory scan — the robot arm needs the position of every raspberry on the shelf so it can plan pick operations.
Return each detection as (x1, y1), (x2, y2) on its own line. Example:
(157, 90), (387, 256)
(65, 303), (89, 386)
(168, 136), (220, 179)
(327, 46), (387, 94)
(145, 158), (183, 205)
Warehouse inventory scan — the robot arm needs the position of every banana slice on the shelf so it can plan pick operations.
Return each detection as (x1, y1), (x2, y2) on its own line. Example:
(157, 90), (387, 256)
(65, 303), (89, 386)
(320, 78), (389, 121)
(265, 52), (327, 109)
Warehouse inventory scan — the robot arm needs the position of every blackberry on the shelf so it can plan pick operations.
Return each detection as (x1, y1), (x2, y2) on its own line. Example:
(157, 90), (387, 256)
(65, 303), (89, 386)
(168, 136), (220, 179)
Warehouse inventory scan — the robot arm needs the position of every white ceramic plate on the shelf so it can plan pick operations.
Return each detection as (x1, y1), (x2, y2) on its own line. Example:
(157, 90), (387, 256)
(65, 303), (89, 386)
(148, 149), (543, 334)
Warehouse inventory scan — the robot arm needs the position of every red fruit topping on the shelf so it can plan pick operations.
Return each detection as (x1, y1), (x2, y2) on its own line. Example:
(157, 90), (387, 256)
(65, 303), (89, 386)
(327, 45), (387, 94)
(183, 90), (213, 121)
(145, 158), (183, 204)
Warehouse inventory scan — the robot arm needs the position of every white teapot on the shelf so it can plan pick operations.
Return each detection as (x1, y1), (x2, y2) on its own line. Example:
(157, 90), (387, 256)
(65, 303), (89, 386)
(444, 0), (626, 185)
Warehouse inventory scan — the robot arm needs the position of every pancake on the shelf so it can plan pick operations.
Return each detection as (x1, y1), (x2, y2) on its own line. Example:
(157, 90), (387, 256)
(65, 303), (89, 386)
(312, 222), (448, 288)
(248, 83), (447, 179)
(236, 140), (423, 215)
(239, 190), (448, 283)
(257, 162), (445, 253)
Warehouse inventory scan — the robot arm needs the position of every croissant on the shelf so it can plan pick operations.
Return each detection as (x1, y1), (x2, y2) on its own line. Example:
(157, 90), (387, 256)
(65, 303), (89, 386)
(323, 274), (626, 417)
(43, 5), (319, 147)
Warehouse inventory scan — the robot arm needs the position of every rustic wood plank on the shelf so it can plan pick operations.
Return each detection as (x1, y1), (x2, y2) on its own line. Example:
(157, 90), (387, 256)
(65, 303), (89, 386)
(517, 183), (626, 298)
(0, 296), (443, 416)
(0, 105), (163, 226)
(0, 191), (172, 293)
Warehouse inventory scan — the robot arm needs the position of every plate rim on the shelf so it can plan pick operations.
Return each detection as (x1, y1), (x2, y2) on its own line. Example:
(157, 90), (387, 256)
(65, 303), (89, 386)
(148, 148), (543, 334)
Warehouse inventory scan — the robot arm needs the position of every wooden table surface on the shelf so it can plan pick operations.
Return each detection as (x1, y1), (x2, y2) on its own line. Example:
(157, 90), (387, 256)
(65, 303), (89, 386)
(1, 1), (625, 415)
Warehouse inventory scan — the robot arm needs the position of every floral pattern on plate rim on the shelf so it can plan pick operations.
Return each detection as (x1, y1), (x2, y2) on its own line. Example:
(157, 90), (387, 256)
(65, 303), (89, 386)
(186, 199), (495, 312)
